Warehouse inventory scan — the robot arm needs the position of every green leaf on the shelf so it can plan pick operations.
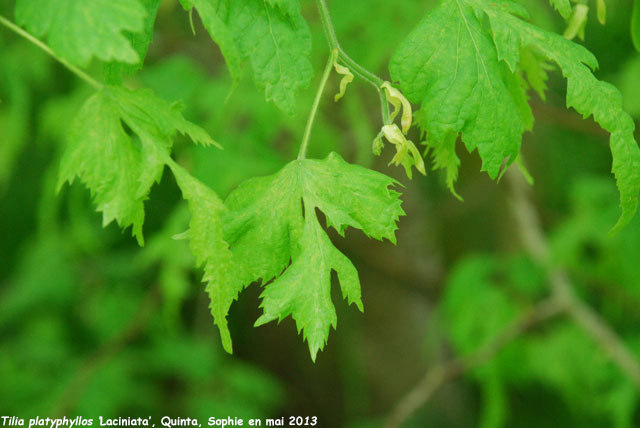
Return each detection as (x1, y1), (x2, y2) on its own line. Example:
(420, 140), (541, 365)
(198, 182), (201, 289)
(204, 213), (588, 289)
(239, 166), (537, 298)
(391, 0), (640, 230)
(253, 207), (361, 362)
(14, 0), (147, 67)
(180, 0), (244, 82)
(59, 86), (216, 245)
(479, 0), (640, 231)
(219, 152), (404, 360)
(422, 130), (461, 200)
(104, 0), (163, 84)
(389, 0), (525, 179)
(229, 0), (313, 114)
(519, 48), (550, 101)
(181, 0), (313, 115)
(169, 162), (236, 353)
(265, 0), (301, 17)
(549, 0), (572, 20)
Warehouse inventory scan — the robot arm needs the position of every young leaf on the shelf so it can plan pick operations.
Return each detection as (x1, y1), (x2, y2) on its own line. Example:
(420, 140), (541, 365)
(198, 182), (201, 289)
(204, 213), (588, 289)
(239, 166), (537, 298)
(58, 86), (216, 245)
(181, 0), (313, 115)
(14, 0), (147, 67)
(265, 0), (301, 18)
(391, 0), (640, 230)
(229, 0), (312, 115)
(389, 0), (525, 179)
(479, 0), (640, 231)
(220, 152), (404, 360)
(169, 162), (237, 353)
(254, 207), (362, 362)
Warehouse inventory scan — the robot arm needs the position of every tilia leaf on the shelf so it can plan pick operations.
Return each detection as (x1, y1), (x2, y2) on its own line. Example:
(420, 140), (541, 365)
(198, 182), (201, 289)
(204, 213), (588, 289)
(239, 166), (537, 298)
(58, 86), (216, 245)
(389, 0), (525, 179)
(180, 0), (313, 115)
(214, 152), (404, 360)
(169, 161), (236, 354)
(14, 0), (147, 67)
(390, 0), (640, 230)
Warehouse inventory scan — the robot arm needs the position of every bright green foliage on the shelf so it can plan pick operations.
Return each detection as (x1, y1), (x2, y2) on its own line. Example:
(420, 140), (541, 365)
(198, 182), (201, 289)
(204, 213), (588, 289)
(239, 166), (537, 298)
(58, 86), (215, 245)
(215, 152), (404, 360)
(518, 48), (550, 101)
(14, 0), (147, 66)
(169, 162), (236, 354)
(3, 0), (640, 419)
(181, 0), (312, 115)
(104, 0), (163, 84)
(390, 0), (526, 180)
(253, 207), (362, 361)
(265, 0), (300, 18)
(549, 0), (572, 19)
(390, 0), (640, 230)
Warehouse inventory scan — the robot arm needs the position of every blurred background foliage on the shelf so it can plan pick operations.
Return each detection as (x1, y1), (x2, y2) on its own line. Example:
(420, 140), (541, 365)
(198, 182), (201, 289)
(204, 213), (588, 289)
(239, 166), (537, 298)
(1, 0), (640, 427)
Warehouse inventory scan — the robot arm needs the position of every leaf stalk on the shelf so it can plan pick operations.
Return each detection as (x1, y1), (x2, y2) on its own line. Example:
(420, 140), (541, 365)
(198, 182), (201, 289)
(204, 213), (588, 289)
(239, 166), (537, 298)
(314, 0), (391, 125)
(298, 49), (339, 160)
(0, 14), (103, 90)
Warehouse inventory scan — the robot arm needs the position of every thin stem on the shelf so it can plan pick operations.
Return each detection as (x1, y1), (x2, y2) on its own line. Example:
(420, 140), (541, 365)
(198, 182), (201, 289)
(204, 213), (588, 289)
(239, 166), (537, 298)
(384, 297), (564, 428)
(297, 49), (338, 160)
(0, 14), (102, 90)
(315, 0), (391, 125)
(316, 0), (339, 50)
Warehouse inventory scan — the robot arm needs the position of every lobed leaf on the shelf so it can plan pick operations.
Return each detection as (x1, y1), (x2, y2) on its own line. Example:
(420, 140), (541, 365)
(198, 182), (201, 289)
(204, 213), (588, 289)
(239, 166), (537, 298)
(215, 152), (404, 359)
(59, 86), (216, 244)
(180, 0), (313, 115)
(391, 0), (640, 229)
(169, 162), (236, 353)
(104, 0), (163, 84)
(389, 0), (524, 179)
(15, 0), (147, 66)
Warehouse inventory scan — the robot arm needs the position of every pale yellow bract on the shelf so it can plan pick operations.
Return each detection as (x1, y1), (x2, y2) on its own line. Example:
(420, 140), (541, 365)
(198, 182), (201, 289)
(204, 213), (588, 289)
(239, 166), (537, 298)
(381, 81), (412, 134)
(380, 124), (426, 178)
(333, 55), (354, 102)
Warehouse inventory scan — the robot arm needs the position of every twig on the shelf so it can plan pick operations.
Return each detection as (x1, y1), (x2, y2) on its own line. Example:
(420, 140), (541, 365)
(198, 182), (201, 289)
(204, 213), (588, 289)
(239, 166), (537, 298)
(385, 167), (640, 427)
(384, 297), (565, 428)
(506, 167), (640, 389)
